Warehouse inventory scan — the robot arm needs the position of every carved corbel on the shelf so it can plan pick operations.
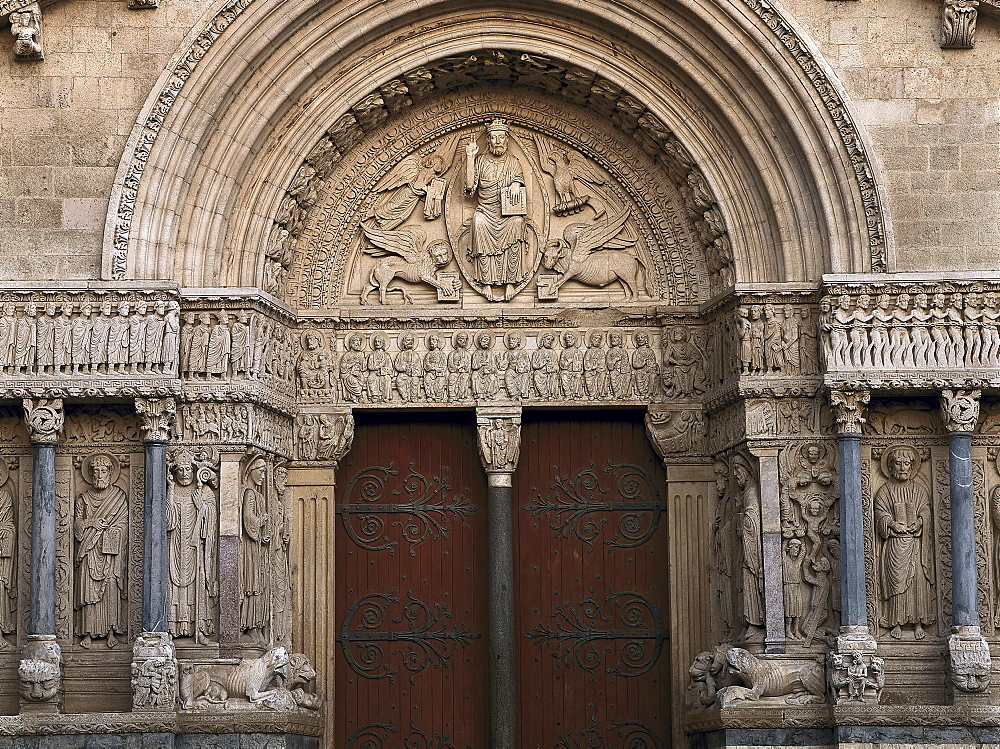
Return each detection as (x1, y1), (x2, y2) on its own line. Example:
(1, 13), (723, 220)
(8, 3), (42, 60)
(476, 407), (521, 485)
(942, 0), (980, 48)
(21, 398), (63, 443)
(948, 625), (992, 695)
(19, 634), (61, 709)
(644, 405), (705, 462)
(829, 390), (870, 435)
(136, 398), (176, 443)
(940, 389), (981, 433)
(294, 408), (354, 464)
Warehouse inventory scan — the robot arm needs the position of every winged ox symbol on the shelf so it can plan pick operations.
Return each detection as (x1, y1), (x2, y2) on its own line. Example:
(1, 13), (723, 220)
(540, 207), (646, 301)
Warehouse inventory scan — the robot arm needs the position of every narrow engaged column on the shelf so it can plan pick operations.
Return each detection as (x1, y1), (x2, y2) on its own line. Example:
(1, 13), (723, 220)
(476, 408), (521, 749)
(21, 398), (65, 712)
(747, 446), (785, 654)
(827, 390), (882, 704)
(132, 398), (178, 711)
(940, 389), (991, 697)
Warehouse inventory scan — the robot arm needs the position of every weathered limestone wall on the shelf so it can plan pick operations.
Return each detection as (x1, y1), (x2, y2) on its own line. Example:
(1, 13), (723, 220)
(0, 0), (203, 281)
(783, 0), (1000, 272)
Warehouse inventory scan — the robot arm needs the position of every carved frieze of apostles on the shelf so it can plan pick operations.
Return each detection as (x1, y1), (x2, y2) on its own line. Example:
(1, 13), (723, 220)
(294, 93), (706, 308)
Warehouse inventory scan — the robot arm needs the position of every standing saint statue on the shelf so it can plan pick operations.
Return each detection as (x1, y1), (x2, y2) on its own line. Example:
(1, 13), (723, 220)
(874, 445), (935, 639)
(166, 447), (218, 644)
(240, 455), (271, 643)
(0, 461), (15, 644)
(733, 453), (765, 641)
(465, 119), (528, 301)
(75, 453), (129, 648)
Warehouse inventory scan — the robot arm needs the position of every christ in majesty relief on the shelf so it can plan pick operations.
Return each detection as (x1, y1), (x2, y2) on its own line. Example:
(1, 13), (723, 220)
(465, 119), (529, 301)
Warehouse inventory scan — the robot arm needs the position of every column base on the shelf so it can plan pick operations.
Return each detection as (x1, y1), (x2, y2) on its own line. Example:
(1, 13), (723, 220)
(132, 631), (178, 711)
(947, 625), (991, 699)
(19, 634), (62, 713)
(828, 626), (883, 705)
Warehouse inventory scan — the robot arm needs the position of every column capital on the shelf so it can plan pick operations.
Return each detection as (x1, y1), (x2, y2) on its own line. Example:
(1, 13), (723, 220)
(21, 398), (63, 444)
(940, 389), (981, 434)
(294, 407), (354, 464)
(476, 407), (521, 485)
(135, 398), (176, 443)
(644, 405), (705, 463)
(829, 389), (870, 435)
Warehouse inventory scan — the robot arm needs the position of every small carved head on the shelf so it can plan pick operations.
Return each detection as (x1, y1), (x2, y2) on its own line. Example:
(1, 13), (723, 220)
(877, 293), (891, 309)
(763, 304), (775, 318)
(896, 293), (911, 310)
(347, 334), (363, 351)
(400, 333), (416, 350)
(100, 301), (113, 316)
(588, 331), (604, 347)
(136, 300), (148, 316)
(713, 461), (728, 497)
(486, 120), (509, 156)
(504, 331), (522, 350)
(857, 294), (871, 309)
(951, 293), (963, 309)
(563, 330), (578, 348)
(914, 292), (928, 308)
(540, 240), (564, 270)
(750, 304), (762, 319)
(985, 293), (998, 309)
(609, 331), (623, 347)
(634, 331), (649, 348)
(154, 300), (166, 315)
(168, 449), (196, 487)
(303, 330), (322, 351)
(886, 445), (919, 482)
(118, 302), (130, 317)
(837, 295), (851, 310)
(427, 241), (451, 268)
(274, 464), (288, 494)
(539, 332), (555, 349)
(477, 332), (494, 350)
(819, 298), (830, 314)
(18, 659), (60, 703)
(966, 292), (981, 309)
(428, 334), (442, 350)
(60, 302), (73, 316)
(454, 332), (470, 349)
(372, 333), (387, 350)
(216, 311), (229, 325)
(827, 538), (840, 560)
(44, 301), (56, 316)
(785, 538), (803, 557)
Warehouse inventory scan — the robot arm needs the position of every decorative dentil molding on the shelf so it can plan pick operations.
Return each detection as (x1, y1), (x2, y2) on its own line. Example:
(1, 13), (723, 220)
(136, 398), (176, 442)
(829, 390), (870, 435)
(8, 3), (41, 60)
(476, 407), (521, 479)
(940, 389), (981, 433)
(22, 398), (64, 443)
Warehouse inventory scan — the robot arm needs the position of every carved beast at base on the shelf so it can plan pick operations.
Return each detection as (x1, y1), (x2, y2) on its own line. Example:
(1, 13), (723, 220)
(179, 647), (321, 711)
(716, 647), (826, 707)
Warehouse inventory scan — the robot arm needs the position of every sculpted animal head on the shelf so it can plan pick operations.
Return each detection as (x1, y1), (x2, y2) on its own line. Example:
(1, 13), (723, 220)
(285, 653), (317, 690)
(725, 647), (756, 679)
(541, 239), (567, 271)
(265, 646), (291, 680)
(427, 241), (452, 269)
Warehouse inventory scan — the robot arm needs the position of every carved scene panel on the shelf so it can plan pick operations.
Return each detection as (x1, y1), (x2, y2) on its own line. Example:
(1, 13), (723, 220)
(334, 414), (487, 747)
(514, 410), (670, 747)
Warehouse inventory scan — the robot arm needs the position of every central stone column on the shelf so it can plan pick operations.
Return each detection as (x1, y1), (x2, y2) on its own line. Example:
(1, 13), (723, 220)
(476, 407), (521, 749)
(20, 398), (64, 713)
(939, 389), (991, 698)
(131, 398), (178, 711)
(828, 389), (882, 704)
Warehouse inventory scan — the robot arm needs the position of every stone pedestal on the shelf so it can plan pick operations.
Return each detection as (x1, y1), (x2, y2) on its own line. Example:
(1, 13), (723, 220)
(828, 626), (883, 705)
(947, 625), (991, 701)
(18, 634), (61, 713)
(131, 631), (178, 710)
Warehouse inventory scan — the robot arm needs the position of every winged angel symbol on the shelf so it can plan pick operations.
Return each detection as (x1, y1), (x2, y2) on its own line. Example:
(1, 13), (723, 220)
(540, 207), (646, 301)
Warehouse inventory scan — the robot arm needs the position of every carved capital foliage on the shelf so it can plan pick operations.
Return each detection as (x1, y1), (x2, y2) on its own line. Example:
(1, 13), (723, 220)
(136, 398), (176, 442)
(829, 390), (870, 435)
(8, 3), (42, 60)
(476, 407), (521, 474)
(22, 397), (63, 443)
(942, 0), (979, 48)
(645, 405), (705, 460)
(294, 408), (354, 463)
(940, 389), (980, 433)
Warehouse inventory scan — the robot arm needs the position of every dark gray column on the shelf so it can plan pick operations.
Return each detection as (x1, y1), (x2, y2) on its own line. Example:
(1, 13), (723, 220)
(837, 431), (867, 630)
(21, 398), (65, 713)
(939, 389), (991, 697)
(136, 398), (176, 633)
(22, 399), (64, 637)
(29, 441), (56, 636)
(476, 408), (521, 749)
(142, 440), (168, 631)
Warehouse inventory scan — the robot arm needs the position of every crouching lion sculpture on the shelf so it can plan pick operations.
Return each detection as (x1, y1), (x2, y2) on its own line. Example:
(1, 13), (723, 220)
(179, 646), (321, 711)
(716, 647), (826, 707)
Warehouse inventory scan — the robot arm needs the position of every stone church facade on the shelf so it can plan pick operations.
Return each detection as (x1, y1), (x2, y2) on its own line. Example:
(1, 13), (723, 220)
(0, 0), (998, 746)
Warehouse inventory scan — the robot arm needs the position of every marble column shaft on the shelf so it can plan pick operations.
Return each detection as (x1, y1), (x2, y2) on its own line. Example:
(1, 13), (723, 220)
(948, 432), (977, 627)
(29, 442), (56, 636)
(142, 440), (168, 632)
(837, 432), (867, 629)
(487, 476), (516, 749)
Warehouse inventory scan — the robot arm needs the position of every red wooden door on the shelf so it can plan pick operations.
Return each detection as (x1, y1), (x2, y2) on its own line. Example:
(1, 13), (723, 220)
(335, 414), (487, 748)
(515, 411), (671, 748)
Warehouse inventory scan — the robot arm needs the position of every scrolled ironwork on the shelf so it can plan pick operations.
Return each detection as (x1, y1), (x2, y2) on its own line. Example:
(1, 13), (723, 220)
(339, 589), (480, 684)
(556, 718), (665, 749)
(338, 462), (478, 555)
(345, 721), (455, 749)
(526, 588), (668, 681)
(522, 461), (663, 550)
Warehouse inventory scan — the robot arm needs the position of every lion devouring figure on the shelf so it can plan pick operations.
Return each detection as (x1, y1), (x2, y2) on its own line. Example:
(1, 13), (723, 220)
(716, 647), (826, 707)
(179, 647), (320, 711)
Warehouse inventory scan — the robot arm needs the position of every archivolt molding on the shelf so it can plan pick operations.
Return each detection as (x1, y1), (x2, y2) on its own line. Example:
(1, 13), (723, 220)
(103, 0), (891, 296)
